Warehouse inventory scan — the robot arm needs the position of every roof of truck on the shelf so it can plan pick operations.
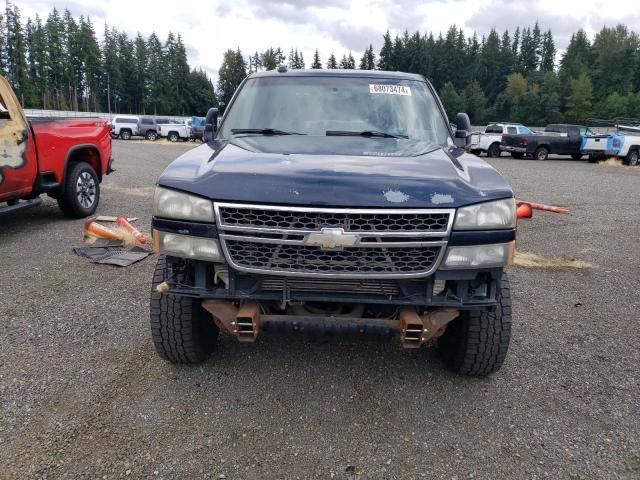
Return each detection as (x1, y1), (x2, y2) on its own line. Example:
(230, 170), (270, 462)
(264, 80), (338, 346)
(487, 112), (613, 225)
(249, 69), (425, 81)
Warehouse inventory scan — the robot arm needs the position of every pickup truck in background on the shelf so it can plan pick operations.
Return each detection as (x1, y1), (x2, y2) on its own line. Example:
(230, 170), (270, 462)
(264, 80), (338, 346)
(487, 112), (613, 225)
(581, 118), (640, 166)
(0, 75), (113, 217)
(110, 115), (140, 140)
(138, 116), (171, 141)
(150, 69), (517, 377)
(157, 120), (191, 142)
(468, 123), (534, 158)
(501, 124), (591, 160)
(188, 116), (206, 142)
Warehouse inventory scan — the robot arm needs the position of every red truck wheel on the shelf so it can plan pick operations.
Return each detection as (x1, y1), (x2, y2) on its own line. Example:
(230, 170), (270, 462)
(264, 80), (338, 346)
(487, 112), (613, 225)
(57, 162), (100, 218)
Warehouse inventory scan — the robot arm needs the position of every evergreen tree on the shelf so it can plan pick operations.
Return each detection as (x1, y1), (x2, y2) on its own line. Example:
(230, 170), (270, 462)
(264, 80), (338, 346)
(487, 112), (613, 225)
(132, 33), (147, 113)
(5, 3), (29, 104)
(590, 25), (638, 99)
(539, 71), (563, 123)
(260, 47), (278, 71)
(378, 30), (394, 70)
(326, 53), (338, 69)
(359, 44), (375, 70)
(566, 72), (593, 122)
(339, 52), (355, 69)
(80, 17), (102, 111)
(217, 48), (246, 107)
(540, 30), (556, 72)
(311, 49), (322, 69)
(184, 68), (217, 115)
(0, 13), (5, 75)
(598, 91), (628, 118)
(439, 82), (464, 120)
(463, 80), (486, 124)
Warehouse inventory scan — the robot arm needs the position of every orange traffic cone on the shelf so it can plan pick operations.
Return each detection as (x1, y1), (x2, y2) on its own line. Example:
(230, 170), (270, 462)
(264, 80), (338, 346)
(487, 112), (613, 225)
(84, 219), (126, 242)
(516, 203), (533, 219)
(116, 216), (147, 244)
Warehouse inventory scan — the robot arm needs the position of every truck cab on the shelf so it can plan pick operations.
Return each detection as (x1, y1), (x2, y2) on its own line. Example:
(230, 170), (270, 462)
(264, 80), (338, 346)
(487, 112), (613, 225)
(149, 70), (516, 376)
(501, 124), (590, 160)
(0, 75), (113, 217)
(468, 123), (533, 158)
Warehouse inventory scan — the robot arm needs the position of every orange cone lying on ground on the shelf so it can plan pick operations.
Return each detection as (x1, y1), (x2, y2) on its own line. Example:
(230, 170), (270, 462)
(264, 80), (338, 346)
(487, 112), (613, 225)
(116, 216), (147, 244)
(516, 203), (533, 219)
(516, 199), (569, 219)
(83, 218), (126, 242)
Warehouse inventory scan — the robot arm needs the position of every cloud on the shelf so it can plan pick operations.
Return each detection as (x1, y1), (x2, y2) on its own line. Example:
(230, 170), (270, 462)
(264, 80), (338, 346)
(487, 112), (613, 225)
(20, 0), (106, 18)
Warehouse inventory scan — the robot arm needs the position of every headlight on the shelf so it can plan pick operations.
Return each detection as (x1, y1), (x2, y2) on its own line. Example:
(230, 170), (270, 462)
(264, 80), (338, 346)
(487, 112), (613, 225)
(454, 198), (516, 230)
(154, 230), (222, 261)
(441, 242), (514, 269)
(153, 186), (214, 222)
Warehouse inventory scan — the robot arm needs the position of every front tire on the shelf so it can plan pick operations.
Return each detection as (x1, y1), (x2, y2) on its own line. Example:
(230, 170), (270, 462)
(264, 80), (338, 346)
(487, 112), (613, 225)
(534, 146), (549, 161)
(150, 256), (219, 364)
(438, 272), (512, 376)
(57, 162), (100, 218)
(625, 149), (639, 166)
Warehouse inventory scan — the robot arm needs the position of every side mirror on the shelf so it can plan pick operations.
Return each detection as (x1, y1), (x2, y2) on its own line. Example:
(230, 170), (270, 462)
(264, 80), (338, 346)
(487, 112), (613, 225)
(453, 112), (471, 147)
(203, 107), (219, 142)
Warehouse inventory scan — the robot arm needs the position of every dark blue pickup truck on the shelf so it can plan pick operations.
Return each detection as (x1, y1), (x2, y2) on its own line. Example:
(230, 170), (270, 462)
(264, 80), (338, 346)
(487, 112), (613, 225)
(150, 69), (516, 376)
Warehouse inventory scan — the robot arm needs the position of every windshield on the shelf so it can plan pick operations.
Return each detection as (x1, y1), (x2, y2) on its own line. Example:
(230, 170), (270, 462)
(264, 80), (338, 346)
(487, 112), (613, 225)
(219, 76), (450, 147)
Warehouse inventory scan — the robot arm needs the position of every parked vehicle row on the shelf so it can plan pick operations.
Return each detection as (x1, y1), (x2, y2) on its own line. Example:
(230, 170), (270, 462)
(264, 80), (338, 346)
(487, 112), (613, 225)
(469, 119), (639, 165)
(109, 115), (206, 142)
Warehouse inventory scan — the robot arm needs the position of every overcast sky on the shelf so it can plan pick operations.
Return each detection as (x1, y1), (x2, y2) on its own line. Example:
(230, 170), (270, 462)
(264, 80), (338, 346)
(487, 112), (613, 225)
(16, 0), (640, 81)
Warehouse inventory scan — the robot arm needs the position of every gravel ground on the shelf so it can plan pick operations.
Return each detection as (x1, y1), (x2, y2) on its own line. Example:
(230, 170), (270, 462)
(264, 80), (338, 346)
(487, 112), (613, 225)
(1, 142), (639, 479)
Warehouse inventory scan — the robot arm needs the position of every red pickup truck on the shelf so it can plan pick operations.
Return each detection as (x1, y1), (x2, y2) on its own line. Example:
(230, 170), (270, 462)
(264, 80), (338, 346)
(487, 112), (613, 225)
(0, 75), (113, 218)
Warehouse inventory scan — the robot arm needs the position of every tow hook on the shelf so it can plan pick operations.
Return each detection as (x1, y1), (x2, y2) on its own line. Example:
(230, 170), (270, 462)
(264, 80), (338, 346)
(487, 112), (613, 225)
(234, 302), (261, 342)
(399, 308), (459, 348)
(201, 299), (261, 343)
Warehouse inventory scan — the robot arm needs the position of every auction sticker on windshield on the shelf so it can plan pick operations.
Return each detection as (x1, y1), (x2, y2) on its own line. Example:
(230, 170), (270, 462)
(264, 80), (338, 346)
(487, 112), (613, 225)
(369, 84), (412, 96)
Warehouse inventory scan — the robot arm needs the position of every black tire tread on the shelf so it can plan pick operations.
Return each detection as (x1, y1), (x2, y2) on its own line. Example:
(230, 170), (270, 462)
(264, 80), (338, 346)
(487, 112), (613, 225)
(57, 162), (99, 218)
(149, 256), (218, 364)
(438, 272), (512, 376)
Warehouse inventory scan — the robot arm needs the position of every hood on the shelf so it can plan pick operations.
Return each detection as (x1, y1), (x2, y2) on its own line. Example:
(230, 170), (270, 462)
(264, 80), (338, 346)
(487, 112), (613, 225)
(157, 136), (513, 208)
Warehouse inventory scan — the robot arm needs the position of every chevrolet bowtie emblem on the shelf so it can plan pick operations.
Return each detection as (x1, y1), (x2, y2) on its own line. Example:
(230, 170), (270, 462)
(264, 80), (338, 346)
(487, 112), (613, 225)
(304, 227), (358, 250)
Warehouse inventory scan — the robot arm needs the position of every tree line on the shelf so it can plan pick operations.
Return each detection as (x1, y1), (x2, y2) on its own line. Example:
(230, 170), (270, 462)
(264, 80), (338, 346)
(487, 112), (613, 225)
(3, 2), (640, 124)
(0, 3), (216, 116)
(217, 24), (640, 125)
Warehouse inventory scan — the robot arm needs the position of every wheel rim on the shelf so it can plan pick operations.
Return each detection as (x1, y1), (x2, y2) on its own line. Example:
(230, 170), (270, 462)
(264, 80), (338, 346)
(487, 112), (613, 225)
(491, 146), (499, 157)
(631, 153), (639, 166)
(76, 172), (96, 208)
(537, 150), (546, 160)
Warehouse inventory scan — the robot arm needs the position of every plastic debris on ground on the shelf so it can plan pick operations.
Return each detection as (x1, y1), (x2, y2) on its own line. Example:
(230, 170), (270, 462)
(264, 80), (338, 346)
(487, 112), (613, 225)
(74, 216), (150, 267)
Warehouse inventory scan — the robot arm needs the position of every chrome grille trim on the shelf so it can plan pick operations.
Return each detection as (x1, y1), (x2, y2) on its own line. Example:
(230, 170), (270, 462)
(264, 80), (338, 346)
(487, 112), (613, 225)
(215, 202), (452, 279)
(215, 202), (455, 238)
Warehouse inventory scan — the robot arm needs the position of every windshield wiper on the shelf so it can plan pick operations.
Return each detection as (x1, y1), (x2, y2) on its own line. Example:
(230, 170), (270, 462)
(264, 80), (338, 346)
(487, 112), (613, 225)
(231, 128), (305, 136)
(326, 130), (408, 139)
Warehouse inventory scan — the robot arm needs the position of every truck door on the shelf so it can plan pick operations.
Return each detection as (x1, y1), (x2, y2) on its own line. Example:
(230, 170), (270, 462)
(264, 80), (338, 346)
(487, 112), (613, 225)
(566, 126), (581, 155)
(0, 75), (38, 202)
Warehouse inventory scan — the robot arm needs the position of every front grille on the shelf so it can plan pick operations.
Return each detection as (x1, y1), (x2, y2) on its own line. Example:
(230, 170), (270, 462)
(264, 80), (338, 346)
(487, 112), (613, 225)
(218, 206), (450, 233)
(226, 240), (441, 276)
(216, 203), (452, 278)
(260, 277), (400, 296)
